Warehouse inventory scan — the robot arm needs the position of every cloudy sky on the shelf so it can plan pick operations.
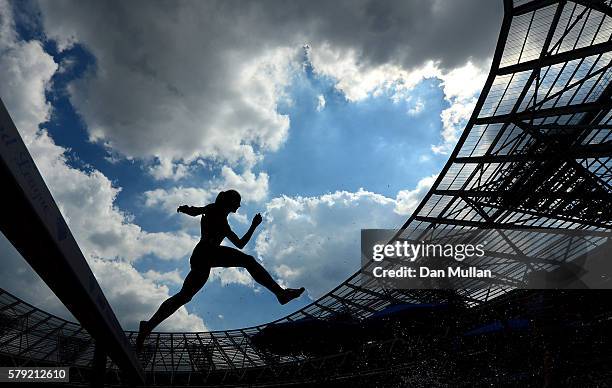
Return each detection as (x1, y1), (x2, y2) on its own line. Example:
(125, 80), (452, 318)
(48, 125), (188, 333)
(0, 0), (502, 331)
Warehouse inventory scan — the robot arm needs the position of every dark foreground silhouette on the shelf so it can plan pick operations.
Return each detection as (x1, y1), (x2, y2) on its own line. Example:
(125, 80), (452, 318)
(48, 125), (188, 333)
(136, 190), (304, 351)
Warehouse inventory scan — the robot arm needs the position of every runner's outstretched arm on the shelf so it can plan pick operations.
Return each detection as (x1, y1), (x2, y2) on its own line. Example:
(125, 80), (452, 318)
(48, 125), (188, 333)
(177, 204), (211, 217)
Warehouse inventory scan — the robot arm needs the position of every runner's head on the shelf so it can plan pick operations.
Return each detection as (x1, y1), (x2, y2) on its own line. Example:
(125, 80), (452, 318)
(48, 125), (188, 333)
(215, 190), (241, 213)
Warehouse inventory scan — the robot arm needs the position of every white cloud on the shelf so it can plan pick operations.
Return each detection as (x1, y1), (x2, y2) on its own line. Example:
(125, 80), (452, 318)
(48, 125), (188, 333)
(92, 260), (205, 331)
(211, 267), (253, 287)
(310, 45), (410, 101)
(0, 0), (203, 331)
(0, 1), (56, 140)
(408, 97), (425, 116)
(148, 157), (192, 181)
(36, 155), (198, 262)
(394, 174), (438, 215)
(39, 1), (297, 177)
(308, 45), (489, 155)
(316, 94), (326, 111)
(145, 186), (215, 214)
(219, 167), (269, 202)
(143, 269), (184, 286)
(229, 211), (249, 225)
(35, 0), (501, 178)
(144, 166), (269, 215)
(432, 61), (487, 154)
(250, 174), (443, 297)
(309, 44), (442, 102)
(441, 61), (488, 102)
(255, 189), (406, 297)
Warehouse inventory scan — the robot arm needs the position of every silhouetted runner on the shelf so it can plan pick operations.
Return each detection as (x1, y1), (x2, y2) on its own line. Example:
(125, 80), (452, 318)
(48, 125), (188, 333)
(136, 189), (305, 351)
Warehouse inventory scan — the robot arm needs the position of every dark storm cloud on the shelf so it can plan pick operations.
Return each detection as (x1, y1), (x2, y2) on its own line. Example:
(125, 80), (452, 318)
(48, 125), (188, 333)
(34, 0), (502, 167)
(248, 0), (503, 70)
(40, 0), (502, 70)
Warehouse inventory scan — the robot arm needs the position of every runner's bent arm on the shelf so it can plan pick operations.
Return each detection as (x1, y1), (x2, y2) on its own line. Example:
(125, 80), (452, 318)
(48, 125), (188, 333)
(227, 213), (262, 249)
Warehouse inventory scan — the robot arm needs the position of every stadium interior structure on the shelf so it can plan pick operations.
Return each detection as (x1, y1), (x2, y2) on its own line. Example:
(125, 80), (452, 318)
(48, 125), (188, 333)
(1, 0), (612, 386)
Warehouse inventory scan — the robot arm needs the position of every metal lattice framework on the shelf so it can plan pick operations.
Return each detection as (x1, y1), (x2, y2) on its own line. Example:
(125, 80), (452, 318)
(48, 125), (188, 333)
(1, 0), (611, 385)
(380, 0), (612, 299)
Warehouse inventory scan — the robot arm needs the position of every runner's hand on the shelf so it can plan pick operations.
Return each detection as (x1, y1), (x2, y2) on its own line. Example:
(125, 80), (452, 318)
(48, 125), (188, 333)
(252, 213), (263, 227)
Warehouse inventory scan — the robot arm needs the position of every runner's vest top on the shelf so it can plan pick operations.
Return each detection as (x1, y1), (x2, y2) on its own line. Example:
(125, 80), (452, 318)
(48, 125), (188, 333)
(200, 204), (230, 246)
